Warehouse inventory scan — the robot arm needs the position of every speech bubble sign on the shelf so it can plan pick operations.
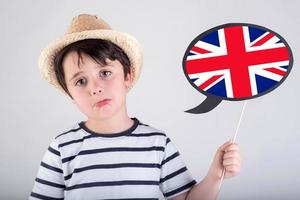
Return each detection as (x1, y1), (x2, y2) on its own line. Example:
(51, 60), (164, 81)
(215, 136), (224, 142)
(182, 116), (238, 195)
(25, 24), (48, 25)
(182, 23), (293, 113)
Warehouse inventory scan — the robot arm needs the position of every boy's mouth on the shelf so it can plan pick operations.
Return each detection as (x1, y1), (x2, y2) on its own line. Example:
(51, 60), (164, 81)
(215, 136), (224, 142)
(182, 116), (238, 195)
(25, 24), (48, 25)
(94, 99), (111, 108)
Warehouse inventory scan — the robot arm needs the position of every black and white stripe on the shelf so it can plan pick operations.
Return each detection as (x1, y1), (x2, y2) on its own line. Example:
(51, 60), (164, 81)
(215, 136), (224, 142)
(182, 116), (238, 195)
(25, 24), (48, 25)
(30, 118), (196, 200)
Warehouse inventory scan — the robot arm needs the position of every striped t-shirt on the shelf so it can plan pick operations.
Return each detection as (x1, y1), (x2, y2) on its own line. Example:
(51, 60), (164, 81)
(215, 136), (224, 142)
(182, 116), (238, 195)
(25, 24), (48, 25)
(30, 118), (196, 200)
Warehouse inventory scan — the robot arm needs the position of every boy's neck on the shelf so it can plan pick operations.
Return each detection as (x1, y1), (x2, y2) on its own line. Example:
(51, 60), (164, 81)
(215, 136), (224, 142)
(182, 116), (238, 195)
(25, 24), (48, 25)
(84, 113), (134, 134)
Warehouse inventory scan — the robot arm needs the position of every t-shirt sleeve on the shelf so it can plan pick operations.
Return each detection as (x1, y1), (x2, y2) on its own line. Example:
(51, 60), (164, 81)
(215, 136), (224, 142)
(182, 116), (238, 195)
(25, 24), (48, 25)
(159, 137), (197, 199)
(29, 138), (65, 200)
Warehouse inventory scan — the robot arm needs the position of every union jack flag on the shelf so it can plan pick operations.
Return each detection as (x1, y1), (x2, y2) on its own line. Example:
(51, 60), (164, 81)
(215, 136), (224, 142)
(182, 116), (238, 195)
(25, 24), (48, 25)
(184, 24), (291, 99)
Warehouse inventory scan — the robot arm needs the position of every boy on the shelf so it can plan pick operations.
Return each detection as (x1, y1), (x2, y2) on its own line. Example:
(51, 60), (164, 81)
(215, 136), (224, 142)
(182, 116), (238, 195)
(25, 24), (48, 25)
(30, 14), (241, 200)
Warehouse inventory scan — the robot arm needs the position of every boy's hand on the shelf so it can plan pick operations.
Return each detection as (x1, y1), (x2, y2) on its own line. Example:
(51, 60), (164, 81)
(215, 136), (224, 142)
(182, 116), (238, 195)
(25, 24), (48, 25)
(207, 141), (241, 181)
(173, 141), (241, 200)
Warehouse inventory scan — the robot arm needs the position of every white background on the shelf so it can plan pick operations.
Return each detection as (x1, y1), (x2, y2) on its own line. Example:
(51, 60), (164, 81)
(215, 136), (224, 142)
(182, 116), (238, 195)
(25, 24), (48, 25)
(0, 0), (299, 199)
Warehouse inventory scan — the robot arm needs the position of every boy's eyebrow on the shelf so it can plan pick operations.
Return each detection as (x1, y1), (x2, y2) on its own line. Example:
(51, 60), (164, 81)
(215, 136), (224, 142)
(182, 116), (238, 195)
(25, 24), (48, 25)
(69, 71), (83, 82)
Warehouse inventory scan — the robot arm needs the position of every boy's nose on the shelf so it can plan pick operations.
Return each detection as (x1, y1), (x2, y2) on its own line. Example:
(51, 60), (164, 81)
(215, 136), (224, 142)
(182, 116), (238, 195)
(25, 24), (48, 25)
(90, 80), (103, 96)
(91, 89), (102, 95)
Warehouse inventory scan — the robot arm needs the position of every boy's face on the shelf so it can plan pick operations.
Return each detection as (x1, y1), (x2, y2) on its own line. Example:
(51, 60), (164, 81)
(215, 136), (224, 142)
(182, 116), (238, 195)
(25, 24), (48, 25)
(63, 51), (132, 121)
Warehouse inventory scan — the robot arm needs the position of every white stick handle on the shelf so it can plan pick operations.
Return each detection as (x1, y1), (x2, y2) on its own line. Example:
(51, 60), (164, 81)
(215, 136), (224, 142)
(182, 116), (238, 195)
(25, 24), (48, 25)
(218, 101), (247, 193)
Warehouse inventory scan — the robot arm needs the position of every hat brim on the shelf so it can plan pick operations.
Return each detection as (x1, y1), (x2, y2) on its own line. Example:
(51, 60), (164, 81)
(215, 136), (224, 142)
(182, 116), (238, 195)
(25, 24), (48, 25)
(38, 29), (143, 93)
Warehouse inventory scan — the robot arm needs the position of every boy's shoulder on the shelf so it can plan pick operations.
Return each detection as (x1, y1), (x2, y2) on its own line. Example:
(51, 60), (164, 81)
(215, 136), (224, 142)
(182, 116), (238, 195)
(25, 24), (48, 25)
(135, 119), (178, 141)
(134, 119), (166, 135)
(53, 123), (83, 145)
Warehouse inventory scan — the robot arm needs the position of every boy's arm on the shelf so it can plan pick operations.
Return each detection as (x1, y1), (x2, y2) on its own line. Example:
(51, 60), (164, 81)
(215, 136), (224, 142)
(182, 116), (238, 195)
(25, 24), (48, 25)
(170, 175), (219, 200)
(170, 141), (241, 200)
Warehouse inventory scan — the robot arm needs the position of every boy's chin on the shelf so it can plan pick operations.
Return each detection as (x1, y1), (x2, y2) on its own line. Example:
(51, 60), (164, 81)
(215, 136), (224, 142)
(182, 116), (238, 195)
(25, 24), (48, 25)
(88, 110), (117, 121)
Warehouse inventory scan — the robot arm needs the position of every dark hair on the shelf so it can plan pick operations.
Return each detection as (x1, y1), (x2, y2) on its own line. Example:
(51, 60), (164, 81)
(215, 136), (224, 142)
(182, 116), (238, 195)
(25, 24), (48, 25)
(54, 39), (131, 98)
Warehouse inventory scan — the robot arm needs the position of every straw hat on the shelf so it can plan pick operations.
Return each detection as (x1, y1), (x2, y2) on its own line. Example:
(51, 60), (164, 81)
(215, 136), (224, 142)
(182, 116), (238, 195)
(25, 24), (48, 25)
(38, 14), (143, 93)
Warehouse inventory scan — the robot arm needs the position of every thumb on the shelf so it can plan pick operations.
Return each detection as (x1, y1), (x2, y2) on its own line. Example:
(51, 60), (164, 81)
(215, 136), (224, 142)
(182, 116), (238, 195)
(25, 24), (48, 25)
(208, 140), (232, 179)
(214, 140), (234, 166)
(218, 140), (233, 153)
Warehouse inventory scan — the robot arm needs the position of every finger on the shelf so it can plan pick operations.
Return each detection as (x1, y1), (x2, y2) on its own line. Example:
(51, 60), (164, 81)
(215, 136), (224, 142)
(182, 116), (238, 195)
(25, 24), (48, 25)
(225, 165), (240, 174)
(224, 170), (239, 178)
(224, 143), (240, 152)
(222, 158), (240, 166)
(223, 151), (240, 160)
(218, 140), (233, 152)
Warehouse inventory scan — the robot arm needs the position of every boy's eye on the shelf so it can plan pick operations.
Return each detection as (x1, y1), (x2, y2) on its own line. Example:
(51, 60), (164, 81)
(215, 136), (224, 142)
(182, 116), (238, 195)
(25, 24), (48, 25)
(99, 70), (112, 77)
(75, 78), (87, 86)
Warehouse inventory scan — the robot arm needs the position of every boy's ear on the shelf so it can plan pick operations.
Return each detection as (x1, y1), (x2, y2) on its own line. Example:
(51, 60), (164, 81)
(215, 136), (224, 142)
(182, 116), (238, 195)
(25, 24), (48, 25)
(125, 72), (134, 89)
